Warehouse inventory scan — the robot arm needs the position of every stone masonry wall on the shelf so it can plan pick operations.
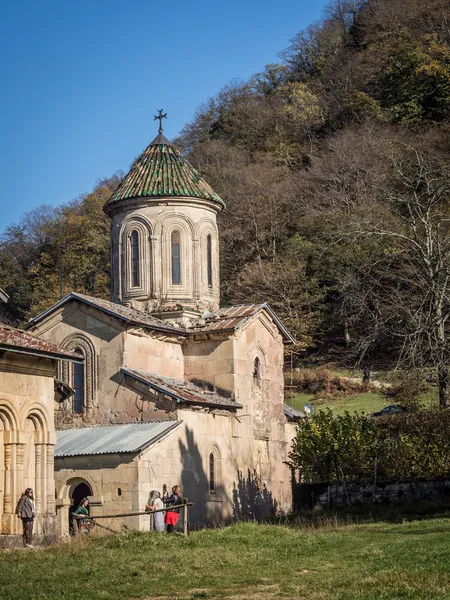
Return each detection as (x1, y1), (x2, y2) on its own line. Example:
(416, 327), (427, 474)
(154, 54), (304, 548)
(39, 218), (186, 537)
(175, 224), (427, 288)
(313, 478), (450, 508)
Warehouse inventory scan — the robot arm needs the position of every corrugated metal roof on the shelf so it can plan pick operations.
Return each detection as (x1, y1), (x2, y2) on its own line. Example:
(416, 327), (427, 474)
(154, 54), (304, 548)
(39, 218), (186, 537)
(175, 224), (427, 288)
(284, 404), (306, 421)
(55, 421), (181, 457)
(104, 137), (224, 211)
(122, 368), (242, 410)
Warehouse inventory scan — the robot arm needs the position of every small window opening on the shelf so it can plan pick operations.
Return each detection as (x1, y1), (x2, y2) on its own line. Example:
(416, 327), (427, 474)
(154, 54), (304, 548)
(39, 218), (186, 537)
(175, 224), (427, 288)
(209, 452), (216, 493)
(207, 234), (213, 288)
(73, 349), (84, 413)
(253, 357), (260, 387)
(131, 230), (140, 287)
(171, 230), (181, 285)
(117, 488), (122, 496)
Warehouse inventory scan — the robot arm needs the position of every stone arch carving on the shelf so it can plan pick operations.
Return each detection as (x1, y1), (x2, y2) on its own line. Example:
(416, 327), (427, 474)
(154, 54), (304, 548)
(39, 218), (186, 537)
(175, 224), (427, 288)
(0, 401), (19, 432)
(20, 404), (50, 440)
(198, 218), (219, 295)
(159, 215), (195, 300)
(58, 475), (96, 500)
(119, 216), (152, 299)
(59, 333), (97, 413)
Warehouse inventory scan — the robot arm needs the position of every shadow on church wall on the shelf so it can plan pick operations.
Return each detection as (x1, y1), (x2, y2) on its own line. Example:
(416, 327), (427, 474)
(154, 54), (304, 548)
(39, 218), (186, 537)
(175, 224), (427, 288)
(232, 469), (278, 521)
(178, 427), (227, 528)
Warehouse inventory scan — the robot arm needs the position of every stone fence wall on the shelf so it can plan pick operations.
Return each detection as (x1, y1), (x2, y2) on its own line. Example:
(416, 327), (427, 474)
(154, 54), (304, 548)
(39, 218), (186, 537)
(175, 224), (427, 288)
(293, 478), (450, 510)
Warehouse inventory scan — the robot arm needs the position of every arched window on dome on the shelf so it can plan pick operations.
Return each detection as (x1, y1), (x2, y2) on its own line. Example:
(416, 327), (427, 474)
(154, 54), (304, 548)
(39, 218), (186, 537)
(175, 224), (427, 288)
(130, 230), (140, 287)
(73, 349), (85, 413)
(171, 230), (181, 285)
(207, 234), (213, 288)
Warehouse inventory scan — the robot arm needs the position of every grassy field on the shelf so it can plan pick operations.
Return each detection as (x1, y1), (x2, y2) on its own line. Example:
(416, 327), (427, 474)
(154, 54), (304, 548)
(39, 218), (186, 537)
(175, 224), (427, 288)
(285, 391), (388, 415)
(1, 518), (450, 599)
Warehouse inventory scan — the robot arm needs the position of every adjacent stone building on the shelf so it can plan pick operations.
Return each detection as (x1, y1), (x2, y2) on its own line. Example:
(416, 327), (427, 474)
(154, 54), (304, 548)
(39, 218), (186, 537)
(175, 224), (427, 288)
(27, 123), (302, 530)
(0, 323), (81, 538)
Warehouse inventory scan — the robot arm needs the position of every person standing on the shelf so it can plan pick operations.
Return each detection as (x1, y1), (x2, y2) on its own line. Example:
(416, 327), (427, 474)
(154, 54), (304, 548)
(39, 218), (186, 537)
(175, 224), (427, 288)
(146, 490), (165, 533)
(73, 498), (90, 534)
(15, 488), (36, 548)
(163, 485), (183, 533)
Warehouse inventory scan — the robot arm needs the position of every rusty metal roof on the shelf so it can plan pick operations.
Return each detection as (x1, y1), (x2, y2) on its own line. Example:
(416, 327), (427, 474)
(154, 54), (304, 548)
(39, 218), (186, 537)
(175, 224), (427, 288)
(28, 293), (181, 335)
(0, 323), (83, 362)
(104, 137), (224, 212)
(55, 421), (181, 457)
(121, 368), (242, 410)
(188, 303), (295, 344)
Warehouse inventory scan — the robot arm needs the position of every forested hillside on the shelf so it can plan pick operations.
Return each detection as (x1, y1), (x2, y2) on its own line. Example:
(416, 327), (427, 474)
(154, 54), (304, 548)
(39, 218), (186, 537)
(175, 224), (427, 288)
(1, 0), (449, 403)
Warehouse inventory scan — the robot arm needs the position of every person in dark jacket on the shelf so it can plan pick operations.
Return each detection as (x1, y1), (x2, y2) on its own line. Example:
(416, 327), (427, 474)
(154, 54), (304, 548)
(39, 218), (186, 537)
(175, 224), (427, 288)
(163, 485), (183, 533)
(15, 488), (36, 547)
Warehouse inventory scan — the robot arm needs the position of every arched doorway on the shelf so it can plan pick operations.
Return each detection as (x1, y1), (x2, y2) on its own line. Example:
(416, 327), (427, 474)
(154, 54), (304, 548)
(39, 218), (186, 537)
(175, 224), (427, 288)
(69, 481), (92, 535)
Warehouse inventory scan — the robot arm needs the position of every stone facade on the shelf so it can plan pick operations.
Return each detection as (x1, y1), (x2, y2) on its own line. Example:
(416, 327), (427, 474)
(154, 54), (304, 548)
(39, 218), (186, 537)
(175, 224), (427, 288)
(26, 125), (298, 532)
(31, 298), (296, 530)
(0, 349), (67, 538)
(107, 199), (221, 314)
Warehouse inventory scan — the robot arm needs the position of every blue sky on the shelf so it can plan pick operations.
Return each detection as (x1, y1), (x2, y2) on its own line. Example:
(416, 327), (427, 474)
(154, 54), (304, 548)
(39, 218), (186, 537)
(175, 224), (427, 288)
(0, 0), (328, 229)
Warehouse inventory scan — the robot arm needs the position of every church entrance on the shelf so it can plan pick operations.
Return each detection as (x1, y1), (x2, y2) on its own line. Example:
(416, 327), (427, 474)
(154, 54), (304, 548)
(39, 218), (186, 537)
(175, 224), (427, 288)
(69, 481), (92, 535)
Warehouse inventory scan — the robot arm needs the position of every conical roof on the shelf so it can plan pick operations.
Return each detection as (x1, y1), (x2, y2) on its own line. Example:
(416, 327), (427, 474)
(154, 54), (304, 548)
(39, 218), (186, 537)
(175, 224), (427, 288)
(104, 134), (224, 212)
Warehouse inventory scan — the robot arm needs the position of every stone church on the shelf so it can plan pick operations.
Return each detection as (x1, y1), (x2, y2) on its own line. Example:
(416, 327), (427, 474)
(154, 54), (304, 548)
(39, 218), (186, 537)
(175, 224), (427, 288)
(27, 122), (302, 530)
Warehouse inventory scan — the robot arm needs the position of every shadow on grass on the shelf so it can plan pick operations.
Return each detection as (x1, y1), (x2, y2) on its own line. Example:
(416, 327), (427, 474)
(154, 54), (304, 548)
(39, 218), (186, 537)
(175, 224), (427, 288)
(284, 500), (450, 530)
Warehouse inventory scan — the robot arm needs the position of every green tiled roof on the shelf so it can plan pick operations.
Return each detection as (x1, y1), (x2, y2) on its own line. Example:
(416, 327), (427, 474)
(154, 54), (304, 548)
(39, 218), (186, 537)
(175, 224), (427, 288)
(104, 134), (224, 211)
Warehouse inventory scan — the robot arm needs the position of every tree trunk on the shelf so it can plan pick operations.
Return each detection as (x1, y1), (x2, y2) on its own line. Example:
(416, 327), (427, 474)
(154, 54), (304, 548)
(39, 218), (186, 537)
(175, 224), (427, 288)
(438, 366), (449, 408)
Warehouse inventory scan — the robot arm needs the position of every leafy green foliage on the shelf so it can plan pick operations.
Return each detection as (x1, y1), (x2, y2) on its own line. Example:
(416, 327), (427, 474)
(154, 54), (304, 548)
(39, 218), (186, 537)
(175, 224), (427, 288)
(289, 408), (450, 482)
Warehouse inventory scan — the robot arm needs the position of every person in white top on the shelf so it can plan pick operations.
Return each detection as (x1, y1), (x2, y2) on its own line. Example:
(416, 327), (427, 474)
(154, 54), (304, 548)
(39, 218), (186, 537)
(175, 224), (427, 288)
(146, 490), (165, 532)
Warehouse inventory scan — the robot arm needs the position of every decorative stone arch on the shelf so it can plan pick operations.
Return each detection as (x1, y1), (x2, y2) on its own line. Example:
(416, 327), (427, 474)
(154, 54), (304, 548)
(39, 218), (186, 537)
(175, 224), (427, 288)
(207, 443), (222, 498)
(59, 333), (97, 414)
(249, 346), (267, 385)
(119, 215), (152, 299)
(0, 401), (20, 433)
(158, 214), (196, 300)
(58, 475), (96, 501)
(20, 404), (51, 442)
(198, 217), (219, 294)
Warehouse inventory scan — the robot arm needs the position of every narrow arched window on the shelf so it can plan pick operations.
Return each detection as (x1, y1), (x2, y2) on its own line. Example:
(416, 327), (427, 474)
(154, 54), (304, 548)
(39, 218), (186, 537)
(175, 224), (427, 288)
(171, 230), (181, 285)
(207, 234), (213, 288)
(253, 357), (260, 387)
(131, 230), (140, 287)
(209, 452), (216, 493)
(73, 349), (84, 413)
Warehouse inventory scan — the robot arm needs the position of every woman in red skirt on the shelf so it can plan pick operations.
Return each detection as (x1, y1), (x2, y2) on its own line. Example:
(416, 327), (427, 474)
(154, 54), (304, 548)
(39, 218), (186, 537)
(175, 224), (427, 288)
(163, 485), (183, 533)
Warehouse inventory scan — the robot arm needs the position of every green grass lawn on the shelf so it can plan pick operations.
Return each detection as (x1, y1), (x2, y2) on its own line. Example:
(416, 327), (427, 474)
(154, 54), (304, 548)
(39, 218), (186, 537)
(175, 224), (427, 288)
(1, 519), (450, 599)
(285, 391), (388, 415)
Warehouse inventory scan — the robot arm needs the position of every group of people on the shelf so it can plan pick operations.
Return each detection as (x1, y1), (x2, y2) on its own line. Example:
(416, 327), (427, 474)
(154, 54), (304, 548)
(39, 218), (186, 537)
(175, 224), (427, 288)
(145, 485), (183, 533)
(14, 484), (183, 547)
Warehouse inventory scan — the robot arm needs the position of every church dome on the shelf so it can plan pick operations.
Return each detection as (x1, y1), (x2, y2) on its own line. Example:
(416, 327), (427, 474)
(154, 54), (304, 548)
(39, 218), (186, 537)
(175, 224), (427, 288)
(104, 133), (224, 214)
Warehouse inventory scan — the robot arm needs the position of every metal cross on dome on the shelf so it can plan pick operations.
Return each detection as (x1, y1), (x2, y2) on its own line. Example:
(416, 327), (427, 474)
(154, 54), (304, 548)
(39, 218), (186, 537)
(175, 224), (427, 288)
(154, 109), (167, 134)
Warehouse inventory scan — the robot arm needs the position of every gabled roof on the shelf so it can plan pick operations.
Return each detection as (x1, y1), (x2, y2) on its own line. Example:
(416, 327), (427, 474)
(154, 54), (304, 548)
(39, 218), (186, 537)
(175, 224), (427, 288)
(55, 421), (181, 457)
(121, 368), (242, 410)
(188, 303), (295, 345)
(104, 136), (224, 212)
(0, 323), (83, 362)
(27, 292), (180, 335)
